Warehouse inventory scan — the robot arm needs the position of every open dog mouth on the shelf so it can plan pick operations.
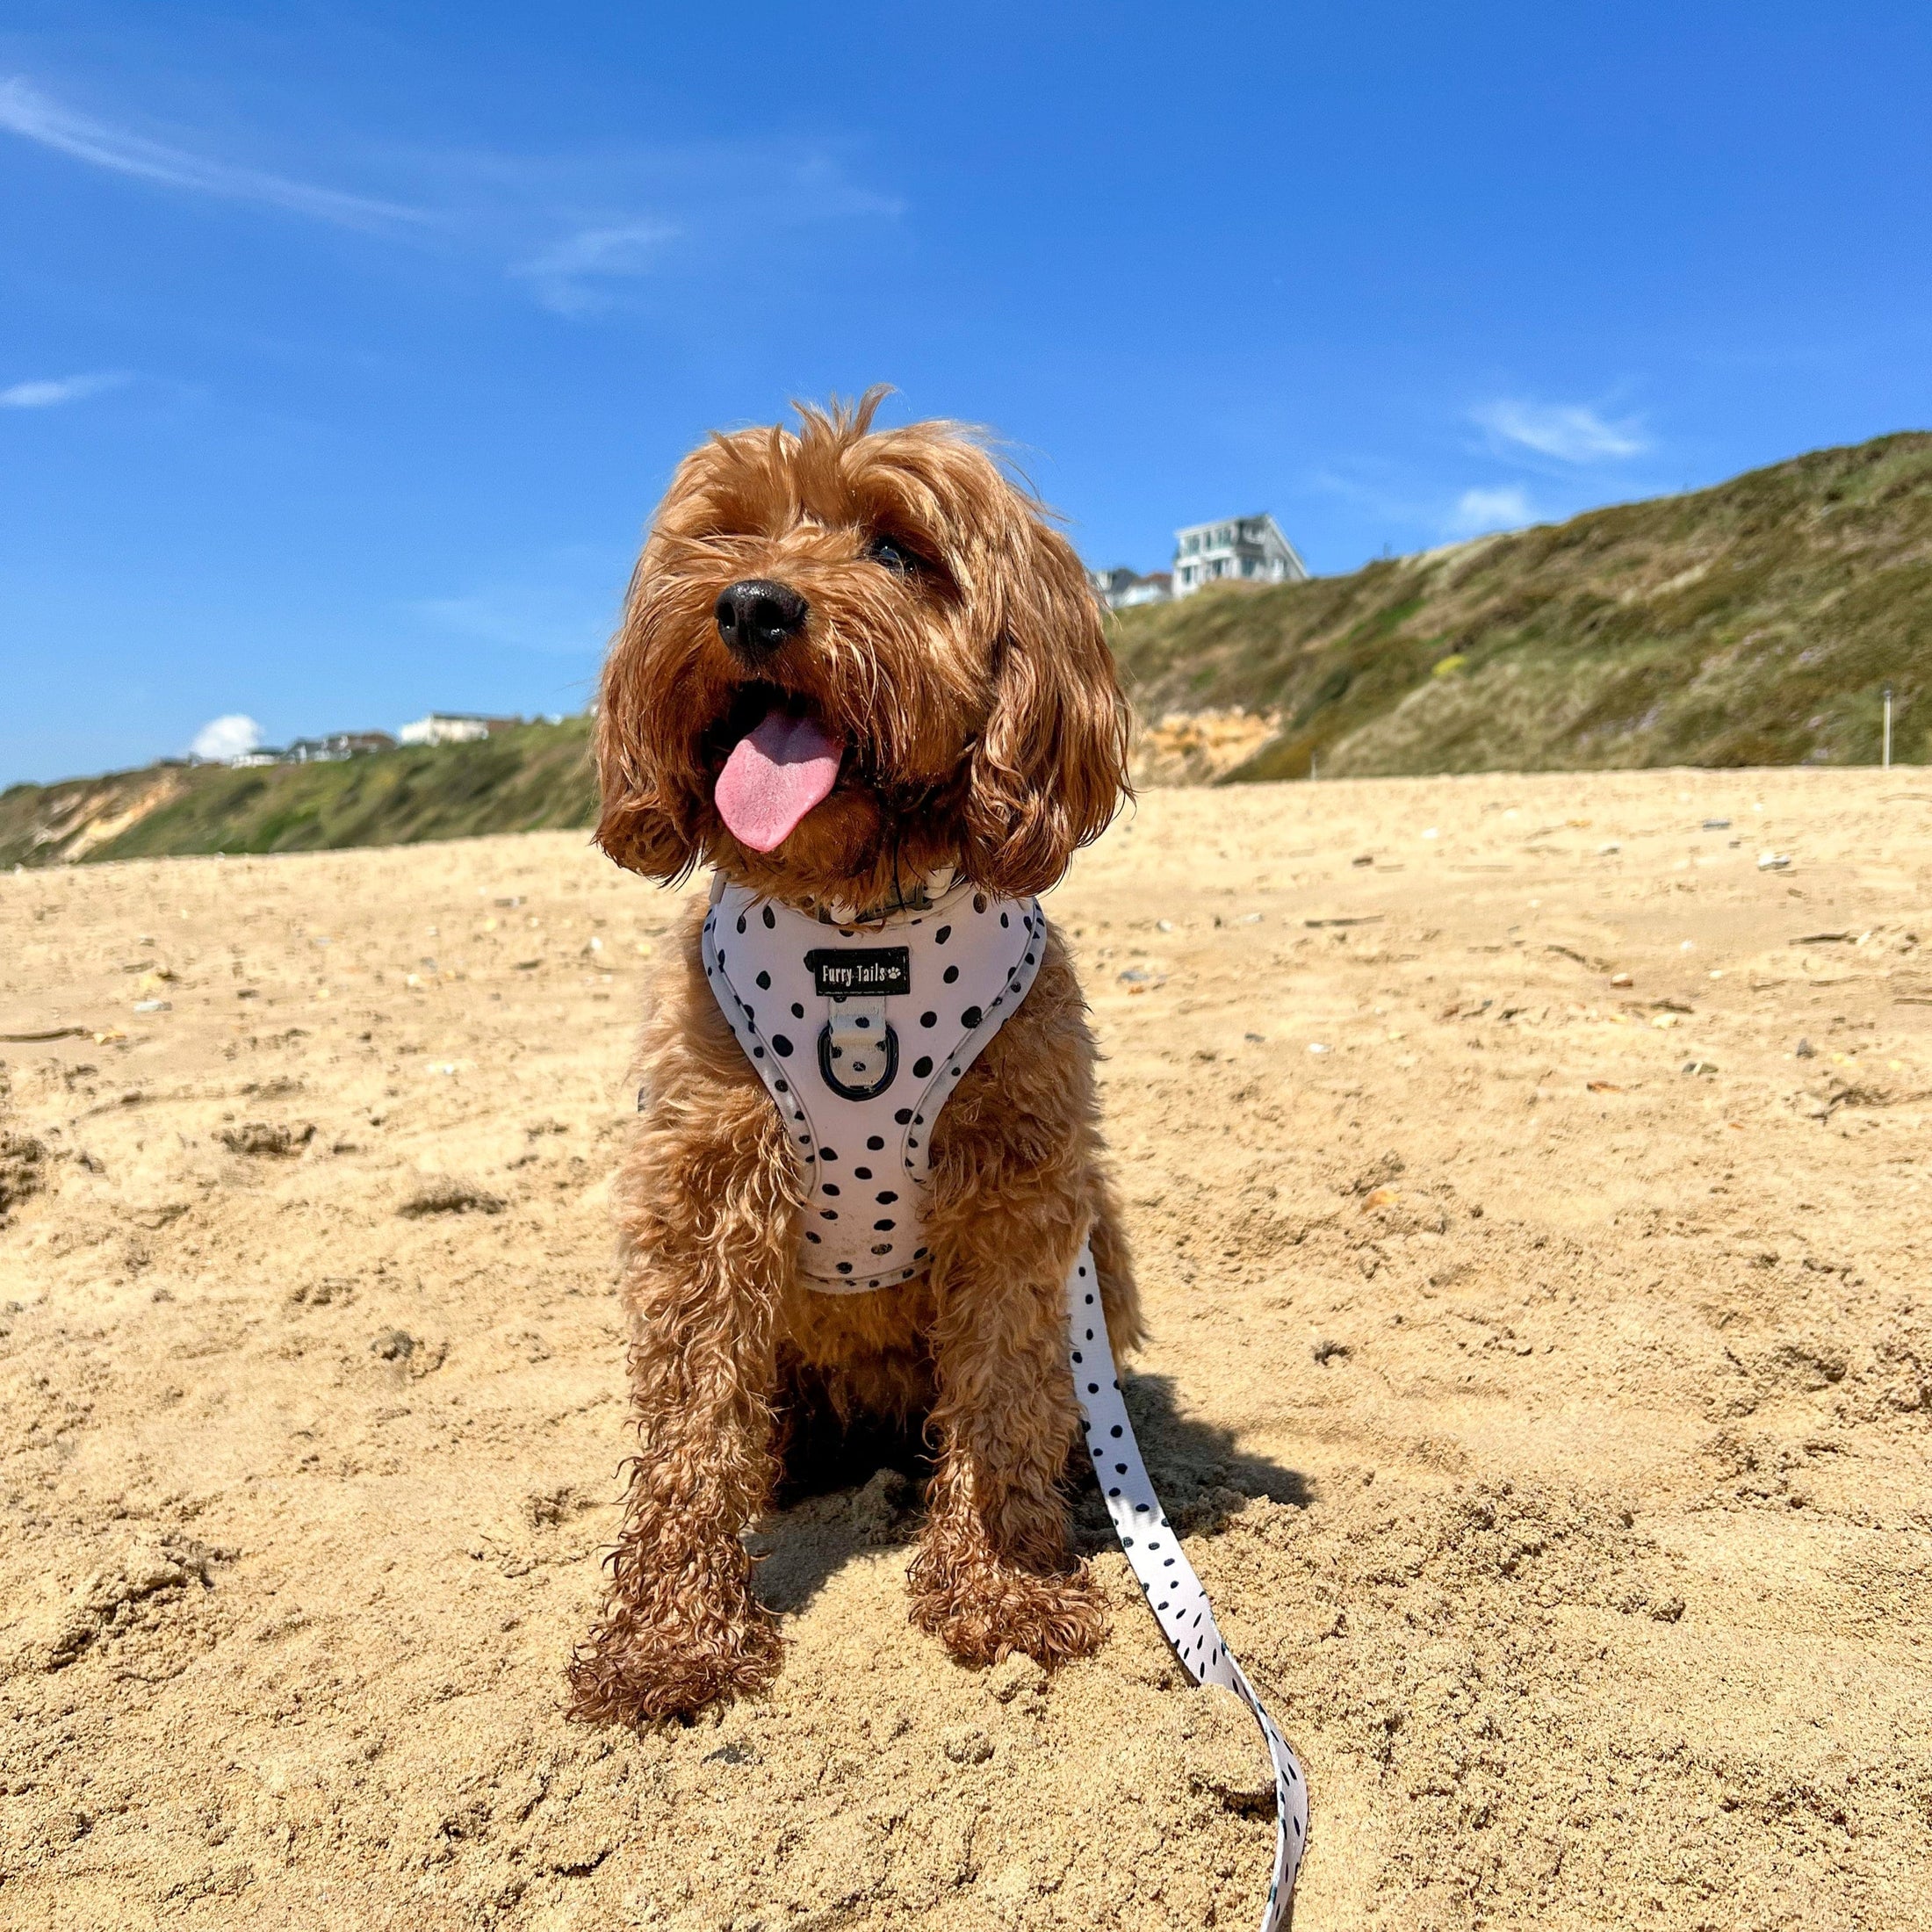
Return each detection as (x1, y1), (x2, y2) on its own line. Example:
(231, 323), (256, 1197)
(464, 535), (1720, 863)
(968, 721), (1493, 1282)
(708, 683), (847, 854)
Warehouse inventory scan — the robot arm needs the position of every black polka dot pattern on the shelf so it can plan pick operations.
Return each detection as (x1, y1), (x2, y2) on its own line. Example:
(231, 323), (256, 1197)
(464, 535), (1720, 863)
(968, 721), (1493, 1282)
(701, 874), (1052, 1298)
(1063, 1236), (1307, 1924)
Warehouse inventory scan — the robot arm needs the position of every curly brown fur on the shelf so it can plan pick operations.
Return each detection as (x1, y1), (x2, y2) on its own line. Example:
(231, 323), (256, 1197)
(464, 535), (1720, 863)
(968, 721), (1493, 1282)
(570, 391), (1143, 1727)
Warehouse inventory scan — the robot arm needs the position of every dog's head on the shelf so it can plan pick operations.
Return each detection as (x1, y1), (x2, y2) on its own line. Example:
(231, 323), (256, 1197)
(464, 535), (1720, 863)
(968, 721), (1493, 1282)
(595, 391), (1130, 909)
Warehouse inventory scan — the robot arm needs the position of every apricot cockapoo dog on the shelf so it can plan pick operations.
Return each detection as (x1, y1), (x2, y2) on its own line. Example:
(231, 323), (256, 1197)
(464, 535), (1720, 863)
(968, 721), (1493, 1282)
(569, 390), (1143, 1726)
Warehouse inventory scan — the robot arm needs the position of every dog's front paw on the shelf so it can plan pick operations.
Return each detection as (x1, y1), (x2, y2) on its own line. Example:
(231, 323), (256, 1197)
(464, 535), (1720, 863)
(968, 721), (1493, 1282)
(909, 1556), (1109, 1669)
(567, 1604), (781, 1726)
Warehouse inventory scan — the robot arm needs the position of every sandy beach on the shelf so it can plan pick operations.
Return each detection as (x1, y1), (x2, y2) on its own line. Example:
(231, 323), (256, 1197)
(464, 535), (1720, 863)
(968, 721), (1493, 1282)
(3, 768), (1928, 1931)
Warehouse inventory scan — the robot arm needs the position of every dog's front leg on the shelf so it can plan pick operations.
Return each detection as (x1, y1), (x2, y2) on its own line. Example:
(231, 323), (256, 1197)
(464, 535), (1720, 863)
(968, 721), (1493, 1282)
(569, 1222), (784, 1724)
(908, 1227), (1108, 1669)
(569, 1030), (792, 1724)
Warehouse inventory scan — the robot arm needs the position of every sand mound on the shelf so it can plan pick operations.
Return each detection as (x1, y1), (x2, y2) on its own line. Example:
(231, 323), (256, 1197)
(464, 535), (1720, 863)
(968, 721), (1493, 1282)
(2, 769), (1928, 1929)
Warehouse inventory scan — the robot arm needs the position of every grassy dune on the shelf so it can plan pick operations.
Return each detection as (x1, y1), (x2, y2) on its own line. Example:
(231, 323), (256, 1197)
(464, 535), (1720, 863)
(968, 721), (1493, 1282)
(1112, 430), (1932, 780)
(0, 717), (597, 870)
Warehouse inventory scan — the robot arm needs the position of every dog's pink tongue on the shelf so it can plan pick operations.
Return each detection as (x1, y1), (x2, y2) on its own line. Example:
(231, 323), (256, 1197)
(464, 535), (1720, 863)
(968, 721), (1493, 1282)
(714, 710), (844, 853)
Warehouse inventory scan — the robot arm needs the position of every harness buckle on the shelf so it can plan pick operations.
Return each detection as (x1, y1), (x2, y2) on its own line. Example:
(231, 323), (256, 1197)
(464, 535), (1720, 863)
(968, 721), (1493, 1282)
(818, 995), (899, 1100)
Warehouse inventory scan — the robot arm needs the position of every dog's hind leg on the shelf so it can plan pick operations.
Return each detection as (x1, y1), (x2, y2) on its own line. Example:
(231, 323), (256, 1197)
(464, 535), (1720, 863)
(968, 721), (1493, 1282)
(906, 1210), (1109, 1669)
(569, 968), (798, 1726)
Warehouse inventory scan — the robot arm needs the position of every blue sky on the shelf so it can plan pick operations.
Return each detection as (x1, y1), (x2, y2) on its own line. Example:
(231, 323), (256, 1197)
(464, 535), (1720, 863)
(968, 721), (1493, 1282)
(4, 3), (1930, 785)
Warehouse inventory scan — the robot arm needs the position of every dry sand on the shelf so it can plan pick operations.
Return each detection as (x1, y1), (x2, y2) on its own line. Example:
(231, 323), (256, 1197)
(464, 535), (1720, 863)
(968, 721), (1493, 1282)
(3, 769), (1929, 1932)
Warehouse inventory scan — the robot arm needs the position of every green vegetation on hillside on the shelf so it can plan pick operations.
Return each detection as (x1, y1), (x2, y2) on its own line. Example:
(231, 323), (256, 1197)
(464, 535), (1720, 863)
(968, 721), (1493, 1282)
(1111, 431), (1932, 780)
(0, 717), (597, 870)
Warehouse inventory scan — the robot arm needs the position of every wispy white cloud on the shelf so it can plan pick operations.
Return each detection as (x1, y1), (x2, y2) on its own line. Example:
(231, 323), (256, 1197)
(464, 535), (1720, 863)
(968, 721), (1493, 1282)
(494, 148), (904, 315)
(0, 76), (902, 320)
(1446, 486), (1535, 537)
(0, 76), (424, 230)
(0, 370), (126, 409)
(510, 218), (682, 316)
(1473, 398), (1648, 463)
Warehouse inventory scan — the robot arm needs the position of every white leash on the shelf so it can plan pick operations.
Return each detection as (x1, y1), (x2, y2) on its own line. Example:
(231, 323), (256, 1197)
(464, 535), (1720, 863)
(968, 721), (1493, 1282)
(1066, 1238), (1308, 1928)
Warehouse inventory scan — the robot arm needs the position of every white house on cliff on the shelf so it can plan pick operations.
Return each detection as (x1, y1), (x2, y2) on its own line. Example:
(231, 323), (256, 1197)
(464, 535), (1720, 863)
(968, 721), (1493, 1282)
(1171, 513), (1307, 596)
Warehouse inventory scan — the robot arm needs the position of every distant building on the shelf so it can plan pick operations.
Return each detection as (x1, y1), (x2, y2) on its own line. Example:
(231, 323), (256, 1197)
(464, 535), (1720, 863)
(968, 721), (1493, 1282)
(228, 748), (284, 768)
(1090, 566), (1173, 611)
(1171, 514), (1307, 597)
(398, 713), (521, 747)
(285, 731), (397, 764)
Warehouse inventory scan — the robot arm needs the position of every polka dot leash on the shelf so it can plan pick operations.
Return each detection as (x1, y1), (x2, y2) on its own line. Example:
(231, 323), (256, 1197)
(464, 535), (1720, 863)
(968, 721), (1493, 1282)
(1066, 1239), (1308, 1928)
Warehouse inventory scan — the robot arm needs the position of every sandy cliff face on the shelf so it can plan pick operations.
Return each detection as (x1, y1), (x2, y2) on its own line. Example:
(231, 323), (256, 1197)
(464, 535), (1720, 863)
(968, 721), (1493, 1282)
(6, 769), (192, 866)
(1129, 709), (1282, 786)
(1, 771), (1929, 1930)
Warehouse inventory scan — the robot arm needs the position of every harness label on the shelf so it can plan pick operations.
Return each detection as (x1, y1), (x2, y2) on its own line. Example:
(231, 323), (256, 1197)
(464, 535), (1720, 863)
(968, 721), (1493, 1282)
(805, 946), (910, 998)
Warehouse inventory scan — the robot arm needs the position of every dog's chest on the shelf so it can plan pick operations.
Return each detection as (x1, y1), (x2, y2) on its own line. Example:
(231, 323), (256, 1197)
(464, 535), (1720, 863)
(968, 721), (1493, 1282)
(702, 876), (1044, 1293)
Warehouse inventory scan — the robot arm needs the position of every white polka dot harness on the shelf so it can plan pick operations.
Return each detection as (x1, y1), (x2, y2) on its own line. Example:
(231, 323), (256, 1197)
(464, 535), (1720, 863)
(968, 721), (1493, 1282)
(699, 869), (1308, 1923)
(701, 873), (1046, 1294)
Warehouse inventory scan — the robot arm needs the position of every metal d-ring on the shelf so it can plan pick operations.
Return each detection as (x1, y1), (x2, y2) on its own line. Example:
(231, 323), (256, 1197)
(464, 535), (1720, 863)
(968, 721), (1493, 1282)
(818, 1020), (898, 1100)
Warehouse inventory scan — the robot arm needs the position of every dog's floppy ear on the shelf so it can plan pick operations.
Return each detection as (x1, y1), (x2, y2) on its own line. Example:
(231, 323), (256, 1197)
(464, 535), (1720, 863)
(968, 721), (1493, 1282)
(593, 575), (695, 883)
(956, 512), (1132, 899)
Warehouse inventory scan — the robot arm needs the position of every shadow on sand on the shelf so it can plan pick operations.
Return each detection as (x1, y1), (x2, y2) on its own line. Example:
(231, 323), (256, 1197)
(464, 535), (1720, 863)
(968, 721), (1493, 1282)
(750, 1369), (1308, 1618)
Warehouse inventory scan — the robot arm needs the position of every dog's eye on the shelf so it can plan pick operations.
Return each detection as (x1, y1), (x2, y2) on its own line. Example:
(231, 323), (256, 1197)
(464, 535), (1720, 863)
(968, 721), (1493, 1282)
(865, 535), (922, 576)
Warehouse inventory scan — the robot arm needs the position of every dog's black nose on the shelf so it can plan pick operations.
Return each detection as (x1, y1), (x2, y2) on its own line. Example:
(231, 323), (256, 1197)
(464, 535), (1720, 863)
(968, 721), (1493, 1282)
(716, 579), (808, 660)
